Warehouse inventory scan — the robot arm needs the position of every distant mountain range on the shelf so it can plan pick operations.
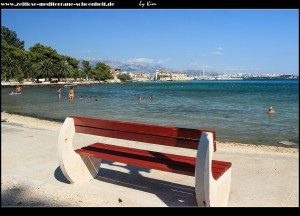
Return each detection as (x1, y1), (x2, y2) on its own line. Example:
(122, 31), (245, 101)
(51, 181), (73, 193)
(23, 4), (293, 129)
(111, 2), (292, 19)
(79, 58), (168, 75)
(79, 58), (219, 77)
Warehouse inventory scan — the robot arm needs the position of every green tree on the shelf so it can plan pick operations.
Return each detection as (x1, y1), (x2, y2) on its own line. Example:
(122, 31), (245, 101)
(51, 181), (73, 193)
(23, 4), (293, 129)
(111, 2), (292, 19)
(1, 26), (24, 49)
(70, 68), (85, 81)
(82, 60), (92, 80)
(117, 73), (132, 82)
(55, 61), (72, 82)
(31, 62), (43, 83)
(1, 41), (28, 81)
(38, 59), (54, 82)
(1, 27), (84, 82)
(93, 62), (113, 81)
(20, 59), (32, 81)
(28, 44), (80, 82)
(61, 55), (79, 69)
(1, 56), (21, 81)
(29, 43), (61, 63)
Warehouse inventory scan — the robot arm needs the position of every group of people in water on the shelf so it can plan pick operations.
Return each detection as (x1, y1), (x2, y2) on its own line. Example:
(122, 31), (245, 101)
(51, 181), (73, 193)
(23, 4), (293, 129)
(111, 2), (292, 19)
(57, 86), (155, 103)
(56, 86), (276, 115)
(57, 86), (76, 101)
(57, 86), (96, 101)
(138, 96), (153, 101)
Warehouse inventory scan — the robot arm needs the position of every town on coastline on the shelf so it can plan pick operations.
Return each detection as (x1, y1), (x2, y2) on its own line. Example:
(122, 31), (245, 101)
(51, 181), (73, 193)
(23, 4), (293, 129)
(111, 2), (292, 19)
(138, 69), (299, 82)
(1, 67), (298, 87)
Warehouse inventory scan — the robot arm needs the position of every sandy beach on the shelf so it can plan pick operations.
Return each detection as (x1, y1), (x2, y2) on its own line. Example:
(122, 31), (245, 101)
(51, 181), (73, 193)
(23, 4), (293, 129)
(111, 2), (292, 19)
(1, 112), (298, 207)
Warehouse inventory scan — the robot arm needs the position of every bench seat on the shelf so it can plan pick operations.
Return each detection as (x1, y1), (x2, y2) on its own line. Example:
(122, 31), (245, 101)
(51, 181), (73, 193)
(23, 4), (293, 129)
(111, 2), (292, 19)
(75, 143), (231, 180)
(58, 116), (232, 206)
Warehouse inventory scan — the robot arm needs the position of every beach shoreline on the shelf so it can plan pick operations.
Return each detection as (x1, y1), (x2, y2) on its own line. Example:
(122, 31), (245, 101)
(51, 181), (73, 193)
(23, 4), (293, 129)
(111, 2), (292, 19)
(1, 112), (299, 207)
(1, 112), (298, 155)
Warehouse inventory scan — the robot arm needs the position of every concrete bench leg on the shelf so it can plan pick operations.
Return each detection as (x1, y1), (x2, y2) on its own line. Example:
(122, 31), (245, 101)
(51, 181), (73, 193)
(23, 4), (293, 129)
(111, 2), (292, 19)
(195, 132), (231, 207)
(58, 117), (101, 184)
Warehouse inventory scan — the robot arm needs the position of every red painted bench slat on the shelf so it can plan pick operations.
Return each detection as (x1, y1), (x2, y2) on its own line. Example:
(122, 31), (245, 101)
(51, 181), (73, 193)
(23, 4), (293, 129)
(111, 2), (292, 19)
(89, 143), (196, 165)
(71, 116), (217, 151)
(75, 126), (200, 149)
(75, 143), (231, 180)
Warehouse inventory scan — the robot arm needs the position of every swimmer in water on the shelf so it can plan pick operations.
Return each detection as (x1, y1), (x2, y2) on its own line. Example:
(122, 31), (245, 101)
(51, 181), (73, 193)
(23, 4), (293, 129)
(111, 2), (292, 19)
(268, 106), (276, 114)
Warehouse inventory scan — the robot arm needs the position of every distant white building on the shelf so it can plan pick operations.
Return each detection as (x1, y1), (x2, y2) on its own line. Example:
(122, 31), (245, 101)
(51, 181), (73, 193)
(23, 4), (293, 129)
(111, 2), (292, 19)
(155, 69), (172, 81)
(171, 72), (192, 81)
(155, 69), (192, 81)
(131, 71), (150, 82)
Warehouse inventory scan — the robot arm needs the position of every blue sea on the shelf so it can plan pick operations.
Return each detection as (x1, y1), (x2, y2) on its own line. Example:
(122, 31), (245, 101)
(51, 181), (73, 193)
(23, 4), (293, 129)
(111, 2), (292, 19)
(1, 79), (299, 147)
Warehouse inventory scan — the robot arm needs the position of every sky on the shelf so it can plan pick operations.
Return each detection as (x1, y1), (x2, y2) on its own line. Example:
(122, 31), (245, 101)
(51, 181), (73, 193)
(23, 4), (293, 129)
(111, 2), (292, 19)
(1, 9), (299, 75)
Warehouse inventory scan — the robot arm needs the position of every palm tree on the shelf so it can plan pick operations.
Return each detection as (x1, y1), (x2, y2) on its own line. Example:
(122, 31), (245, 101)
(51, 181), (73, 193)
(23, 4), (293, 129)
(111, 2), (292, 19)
(31, 63), (42, 83)
(20, 60), (33, 81)
(1, 56), (21, 81)
(55, 60), (72, 82)
(71, 68), (85, 81)
(38, 59), (53, 82)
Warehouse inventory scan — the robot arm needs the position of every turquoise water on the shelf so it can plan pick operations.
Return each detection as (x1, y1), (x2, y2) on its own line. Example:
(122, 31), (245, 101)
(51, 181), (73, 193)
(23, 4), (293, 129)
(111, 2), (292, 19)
(1, 79), (299, 147)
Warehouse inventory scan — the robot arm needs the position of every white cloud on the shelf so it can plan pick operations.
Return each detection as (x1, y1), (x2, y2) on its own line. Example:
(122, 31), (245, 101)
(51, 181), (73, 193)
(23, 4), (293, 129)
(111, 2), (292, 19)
(212, 47), (224, 55)
(84, 57), (104, 61)
(126, 58), (171, 65)
(157, 59), (170, 64)
(127, 58), (154, 64)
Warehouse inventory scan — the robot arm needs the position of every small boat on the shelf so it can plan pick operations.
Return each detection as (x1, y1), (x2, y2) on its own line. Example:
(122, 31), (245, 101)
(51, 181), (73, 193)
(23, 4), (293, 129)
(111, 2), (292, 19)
(9, 92), (22, 95)
(64, 84), (78, 88)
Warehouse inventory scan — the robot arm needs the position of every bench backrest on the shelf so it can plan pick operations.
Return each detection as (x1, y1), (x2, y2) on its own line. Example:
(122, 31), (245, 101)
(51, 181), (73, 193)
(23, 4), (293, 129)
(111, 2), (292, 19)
(70, 116), (216, 151)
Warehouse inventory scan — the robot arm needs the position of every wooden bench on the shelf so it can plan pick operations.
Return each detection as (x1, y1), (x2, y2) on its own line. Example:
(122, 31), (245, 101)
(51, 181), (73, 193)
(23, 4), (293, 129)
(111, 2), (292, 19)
(58, 116), (232, 207)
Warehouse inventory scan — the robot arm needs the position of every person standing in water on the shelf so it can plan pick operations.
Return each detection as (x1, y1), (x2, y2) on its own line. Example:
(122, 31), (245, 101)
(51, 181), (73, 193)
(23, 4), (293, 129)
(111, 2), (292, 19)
(57, 86), (62, 100)
(69, 87), (74, 100)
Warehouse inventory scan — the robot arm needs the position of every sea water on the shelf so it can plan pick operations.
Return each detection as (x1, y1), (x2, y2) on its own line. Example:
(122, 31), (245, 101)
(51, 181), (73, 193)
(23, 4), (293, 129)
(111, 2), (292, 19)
(1, 79), (298, 147)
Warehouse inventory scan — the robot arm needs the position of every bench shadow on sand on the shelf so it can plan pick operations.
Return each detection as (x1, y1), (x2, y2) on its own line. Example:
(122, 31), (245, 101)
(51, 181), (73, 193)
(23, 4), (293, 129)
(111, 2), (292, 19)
(54, 161), (197, 207)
